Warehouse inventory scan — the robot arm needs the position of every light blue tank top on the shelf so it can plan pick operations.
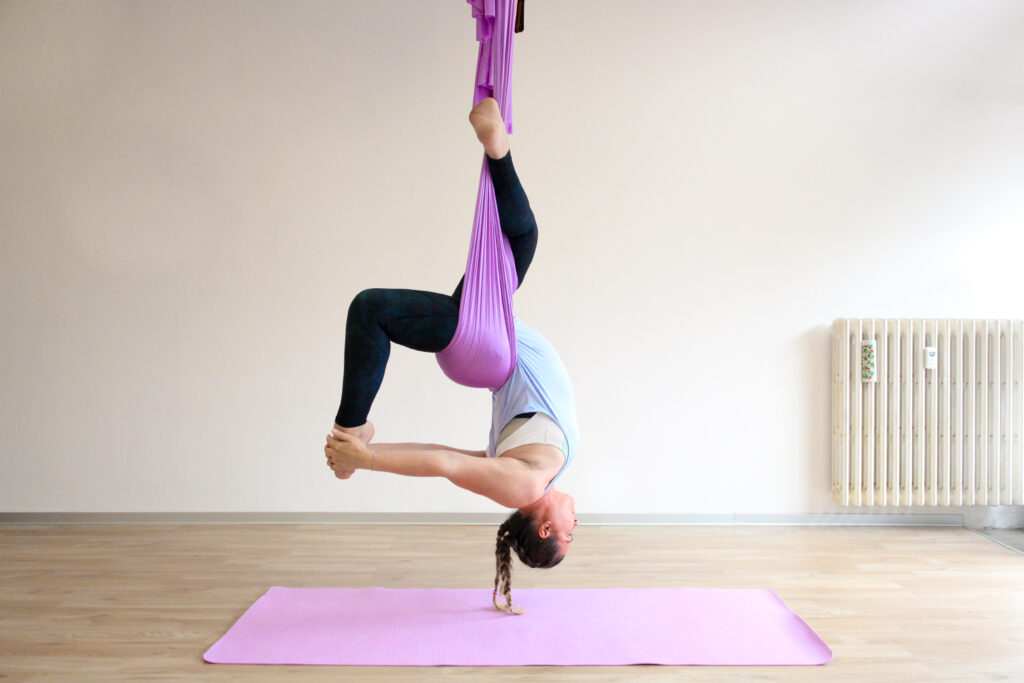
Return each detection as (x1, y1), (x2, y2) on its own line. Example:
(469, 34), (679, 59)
(487, 317), (579, 496)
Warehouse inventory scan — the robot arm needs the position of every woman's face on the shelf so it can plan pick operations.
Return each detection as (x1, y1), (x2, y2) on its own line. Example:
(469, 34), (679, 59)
(539, 490), (577, 553)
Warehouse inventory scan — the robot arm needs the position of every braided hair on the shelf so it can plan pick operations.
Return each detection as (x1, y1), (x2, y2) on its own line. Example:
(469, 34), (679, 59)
(493, 510), (565, 615)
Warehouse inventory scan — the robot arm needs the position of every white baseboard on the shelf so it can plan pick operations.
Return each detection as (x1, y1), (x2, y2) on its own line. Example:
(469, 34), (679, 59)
(0, 512), (966, 526)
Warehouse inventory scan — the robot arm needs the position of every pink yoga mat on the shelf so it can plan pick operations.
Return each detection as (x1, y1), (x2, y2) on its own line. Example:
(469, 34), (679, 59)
(204, 587), (832, 666)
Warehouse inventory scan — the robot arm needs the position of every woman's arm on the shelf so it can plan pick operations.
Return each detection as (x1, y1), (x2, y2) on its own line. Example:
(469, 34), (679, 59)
(370, 444), (538, 507)
(444, 451), (541, 508)
(368, 444), (448, 478)
(368, 443), (486, 476)
(380, 443), (486, 458)
(324, 432), (538, 507)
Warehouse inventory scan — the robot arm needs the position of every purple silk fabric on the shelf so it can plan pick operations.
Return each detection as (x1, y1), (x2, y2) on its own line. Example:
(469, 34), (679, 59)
(435, 0), (520, 392)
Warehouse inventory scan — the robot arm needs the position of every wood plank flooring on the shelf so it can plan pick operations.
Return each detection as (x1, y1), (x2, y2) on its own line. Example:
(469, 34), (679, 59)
(2, 524), (1022, 681)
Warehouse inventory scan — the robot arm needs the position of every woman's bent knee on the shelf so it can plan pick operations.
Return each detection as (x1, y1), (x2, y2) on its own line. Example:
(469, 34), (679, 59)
(348, 288), (386, 322)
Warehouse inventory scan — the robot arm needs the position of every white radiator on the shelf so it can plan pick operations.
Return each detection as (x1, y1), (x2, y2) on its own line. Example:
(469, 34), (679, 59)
(832, 319), (1024, 506)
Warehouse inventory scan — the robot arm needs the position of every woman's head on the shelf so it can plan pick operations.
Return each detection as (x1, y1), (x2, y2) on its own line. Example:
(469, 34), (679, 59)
(492, 489), (578, 615)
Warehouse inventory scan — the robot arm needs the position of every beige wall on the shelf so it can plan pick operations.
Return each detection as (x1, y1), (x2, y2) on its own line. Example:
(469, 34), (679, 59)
(2, 0), (1022, 514)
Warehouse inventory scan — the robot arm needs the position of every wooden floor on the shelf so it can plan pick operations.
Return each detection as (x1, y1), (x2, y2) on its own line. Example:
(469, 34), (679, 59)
(2, 524), (1022, 682)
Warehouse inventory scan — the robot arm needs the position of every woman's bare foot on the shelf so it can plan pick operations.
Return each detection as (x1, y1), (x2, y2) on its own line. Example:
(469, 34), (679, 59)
(329, 421), (374, 479)
(334, 420), (375, 444)
(469, 98), (510, 159)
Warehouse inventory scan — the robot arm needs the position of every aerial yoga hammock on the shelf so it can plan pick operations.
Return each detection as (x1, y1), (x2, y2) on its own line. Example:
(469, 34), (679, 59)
(435, 0), (520, 390)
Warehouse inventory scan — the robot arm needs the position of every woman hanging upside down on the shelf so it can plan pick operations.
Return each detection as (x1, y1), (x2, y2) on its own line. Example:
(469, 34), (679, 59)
(324, 97), (578, 615)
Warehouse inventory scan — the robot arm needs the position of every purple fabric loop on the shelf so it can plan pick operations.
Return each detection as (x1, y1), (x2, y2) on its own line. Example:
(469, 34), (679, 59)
(436, 0), (518, 391)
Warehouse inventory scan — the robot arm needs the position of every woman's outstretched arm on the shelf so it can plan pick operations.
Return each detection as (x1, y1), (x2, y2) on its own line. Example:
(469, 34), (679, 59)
(324, 431), (538, 507)
(444, 452), (540, 508)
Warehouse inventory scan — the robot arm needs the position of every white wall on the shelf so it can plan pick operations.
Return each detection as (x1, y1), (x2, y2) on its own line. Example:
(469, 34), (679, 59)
(2, 0), (1022, 515)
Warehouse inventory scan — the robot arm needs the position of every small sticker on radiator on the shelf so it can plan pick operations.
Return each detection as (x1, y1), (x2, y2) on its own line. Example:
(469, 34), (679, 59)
(861, 340), (877, 382)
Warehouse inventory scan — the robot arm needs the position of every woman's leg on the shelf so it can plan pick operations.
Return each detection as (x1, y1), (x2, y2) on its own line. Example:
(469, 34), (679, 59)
(337, 100), (531, 427)
(488, 151), (538, 290)
(452, 157), (538, 298)
(335, 288), (459, 429)
(454, 161), (540, 303)
(457, 98), (538, 297)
